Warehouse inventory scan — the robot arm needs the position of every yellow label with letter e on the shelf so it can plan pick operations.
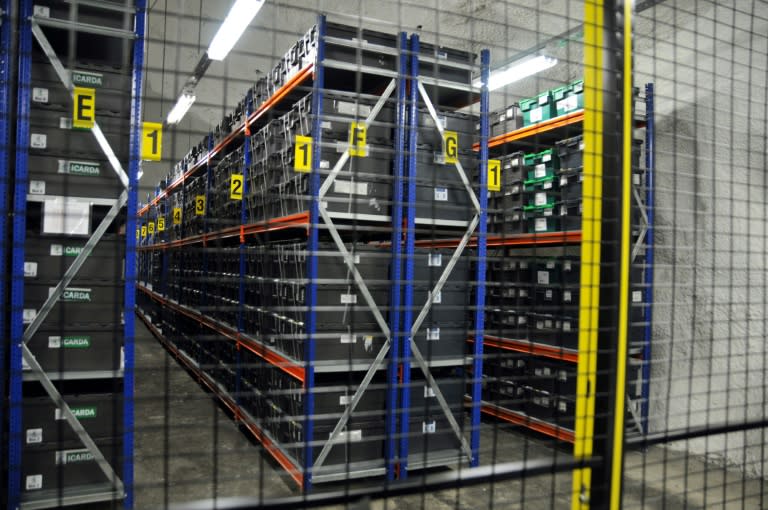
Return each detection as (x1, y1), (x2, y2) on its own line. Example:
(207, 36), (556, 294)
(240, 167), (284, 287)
(230, 174), (244, 200)
(294, 136), (312, 172)
(141, 122), (163, 161)
(72, 87), (95, 129)
(488, 159), (501, 192)
(172, 208), (182, 225)
(348, 122), (368, 157)
(157, 216), (165, 231)
(195, 195), (206, 216)
(443, 131), (458, 164)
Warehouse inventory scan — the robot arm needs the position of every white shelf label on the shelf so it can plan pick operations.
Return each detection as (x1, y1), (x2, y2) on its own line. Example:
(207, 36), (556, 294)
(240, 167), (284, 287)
(534, 192), (547, 206)
(534, 217), (548, 232)
(537, 271), (550, 285)
(29, 180), (46, 195)
(32, 87), (49, 103)
(50, 244), (63, 256)
(334, 180), (368, 196)
(25, 475), (43, 491)
(339, 334), (357, 344)
(424, 386), (436, 398)
(48, 336), (61, 348)
(542, 153), (552, 163)
(26, 428), (43, 444)
(23, 309), (37, 324)
(33, 5), (50, 17)
(59, 117), (72, 130)
(633, 290), (643, 303)
(543, 180), (553, 190)
(428, 253), (442, 267)
(426, 328), (440, 341)
(422, 421), (437, 434)
(340, 293), (357, 304)
(564, 290), (573, 302)
(332, 430), (363, 442)
(30, 133), (47, 149)
(431, 290), (442, 304)
(434, 187), (448, 201)
(24, 262), (38, 278)
(339, 395), (352, 406)
(529, 106), (542, 123)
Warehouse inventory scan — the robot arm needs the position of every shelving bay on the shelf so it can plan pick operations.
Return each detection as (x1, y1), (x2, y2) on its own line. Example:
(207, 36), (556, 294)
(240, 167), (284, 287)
(7, 1), (146, 508)
(136, 17), (490, 489)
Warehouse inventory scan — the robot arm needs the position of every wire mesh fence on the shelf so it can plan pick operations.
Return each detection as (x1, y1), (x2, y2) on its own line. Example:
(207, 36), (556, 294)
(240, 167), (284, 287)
(2, 0), (767, 509)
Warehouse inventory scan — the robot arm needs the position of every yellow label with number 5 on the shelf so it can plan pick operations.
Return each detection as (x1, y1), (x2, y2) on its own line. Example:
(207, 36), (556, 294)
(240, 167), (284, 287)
(195, 195), (206, 216)
(173, 207), (182, 225)
(294, 135), (312, 173)
(157, 216), (166, 231)
(230, 174), (244, 200)
(488, 159), (501, 192)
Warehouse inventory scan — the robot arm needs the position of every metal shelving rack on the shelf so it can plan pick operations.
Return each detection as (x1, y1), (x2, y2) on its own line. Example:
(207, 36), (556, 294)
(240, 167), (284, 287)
(6, 1), (146, 508)
(468, 86), (654, 443)
(135, 15), (489, 490)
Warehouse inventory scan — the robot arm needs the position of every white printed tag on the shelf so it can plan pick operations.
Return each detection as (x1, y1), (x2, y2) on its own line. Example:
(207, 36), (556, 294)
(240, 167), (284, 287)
(30, 134), (47, 149)
(422, 421), (436, 434)
(59, 117), (72, 129)
(534, 164), (546, 179)
(32, 87), (49, 103)
(434, 187), (448, 201)
(534, 217), (547, 232)
(25, 475), (43, 490)
(431, 290), (442, 304)
(633, 290), (643, 303)
(29, 180), (46, 195)
(529, 106), (542, 123)
(50, 244), (63, 256)
(428, 253), (442, 267)
(564, 290), (573, 302)
(26, 429), (43, 444)
(535, 192), (547, 206)
(48, 336), (61, 348)
(424, 386), (436, 398)
(23, 309), (37, 324)
(24, 262), (38, 277)
(537, 271), (550, 285)
(340, 293), (357, 304)
(426, 328), (440, 341)
(339, 334), (357, 344)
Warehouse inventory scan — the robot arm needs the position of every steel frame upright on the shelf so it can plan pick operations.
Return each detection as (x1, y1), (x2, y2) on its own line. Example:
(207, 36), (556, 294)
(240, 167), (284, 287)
(7, 1), (145, 507)
(0, 0), (14, 498)
(640, 83), (654, 434)
(399, 34), (489, 475)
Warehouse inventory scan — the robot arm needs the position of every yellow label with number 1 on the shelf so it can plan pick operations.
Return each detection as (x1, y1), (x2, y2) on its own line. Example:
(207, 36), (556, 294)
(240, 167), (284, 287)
(294, 135), (312, 173)
(443, 131), (458, 164)
(141, 225), (147, 238)
(230, 174), (244, 200)
(488, 159), (501, 192)
(157, 216), (166, 231)
(348, 122), (368, 157)
(72, 87), (96, 129)
(173, 207), (182, 225)
(141, 122), (163, 161)
(195, 195), (206, 216)
(148, 221), (155, 234)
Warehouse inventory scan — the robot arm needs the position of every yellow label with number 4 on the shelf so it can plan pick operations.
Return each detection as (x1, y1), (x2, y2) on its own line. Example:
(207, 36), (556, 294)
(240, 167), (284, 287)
(488, 159), (501, 192)
(157, 216), (166, 231)
(195, 195), (206, 216)
(173, 207), (182, 225)
(230, 174), (244, 200)
(294, 135), (312, 173)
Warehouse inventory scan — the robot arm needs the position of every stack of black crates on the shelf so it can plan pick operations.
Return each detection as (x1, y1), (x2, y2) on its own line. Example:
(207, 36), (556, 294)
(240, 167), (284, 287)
(136, 19), (480, 485)
(482, 84), (645, 435)
(18, 1), (130, 505)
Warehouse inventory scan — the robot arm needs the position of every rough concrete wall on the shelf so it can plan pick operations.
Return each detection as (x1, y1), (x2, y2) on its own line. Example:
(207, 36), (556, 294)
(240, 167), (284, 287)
(634, 0), (768, 476)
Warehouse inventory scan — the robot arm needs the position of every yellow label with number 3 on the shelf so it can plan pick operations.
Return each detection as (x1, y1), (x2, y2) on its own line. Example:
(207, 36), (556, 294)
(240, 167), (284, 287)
(294, 135), (312, 173)
(195, 195), (206, 216)
(173, 207), (182, 225)
(488, 159), (501, 192)
(158, 216), (166, 231)
(230, 174), (244, 200)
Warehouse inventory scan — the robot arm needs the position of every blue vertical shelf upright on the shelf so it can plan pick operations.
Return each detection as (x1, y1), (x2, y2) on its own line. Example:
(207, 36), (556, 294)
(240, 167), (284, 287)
(640, 83), (654, 433)
(0, 0), (14, 495)
(7, 0), (145, 507)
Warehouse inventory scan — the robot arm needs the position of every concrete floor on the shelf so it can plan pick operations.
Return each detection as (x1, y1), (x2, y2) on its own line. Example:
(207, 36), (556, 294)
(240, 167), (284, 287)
(131, 320), (766, 509)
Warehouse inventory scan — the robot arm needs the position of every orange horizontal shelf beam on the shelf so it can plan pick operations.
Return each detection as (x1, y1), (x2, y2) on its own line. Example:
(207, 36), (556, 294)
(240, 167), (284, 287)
(137, 285), (305, 382)
(474, 335), (578, 363)
(137, 309), (304, 486)
(411, 230), (581, 249)
(473, 110), (584, 151)
(137, 64), (314, 218)
(479, 401), (575, 443)
(137, 211), (311, 251)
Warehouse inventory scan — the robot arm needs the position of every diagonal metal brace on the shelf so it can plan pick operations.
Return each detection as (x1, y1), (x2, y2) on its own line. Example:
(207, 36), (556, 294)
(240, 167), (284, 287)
(22, 345), (124, 493)
(23, 190), (128, 343)
(30, 19), (129, 188)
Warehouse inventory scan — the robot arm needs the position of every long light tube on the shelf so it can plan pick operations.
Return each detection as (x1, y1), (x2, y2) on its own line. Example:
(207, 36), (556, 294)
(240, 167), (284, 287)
(207, 0), (266, 61)
(166, 93), (196, 125)
(475, 55), (558, 91)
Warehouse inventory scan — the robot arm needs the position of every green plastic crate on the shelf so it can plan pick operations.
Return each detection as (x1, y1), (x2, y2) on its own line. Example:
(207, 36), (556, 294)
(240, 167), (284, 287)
(523, 175), (557, 192)
(552, 79), (584, 117)
(519, 91), (554, 126)
(524, 149), (558, 180)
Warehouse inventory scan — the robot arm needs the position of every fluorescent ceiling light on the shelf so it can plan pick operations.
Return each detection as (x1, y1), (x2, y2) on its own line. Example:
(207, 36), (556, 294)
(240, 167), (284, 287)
(475, 55), (558, 91)
(207, 0), (266, 61)
(166, 93), (196, 125)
